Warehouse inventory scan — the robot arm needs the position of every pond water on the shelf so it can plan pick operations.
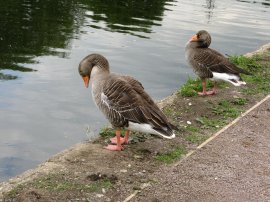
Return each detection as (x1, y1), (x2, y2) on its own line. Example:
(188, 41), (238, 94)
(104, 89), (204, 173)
(0, 0), (270, 182)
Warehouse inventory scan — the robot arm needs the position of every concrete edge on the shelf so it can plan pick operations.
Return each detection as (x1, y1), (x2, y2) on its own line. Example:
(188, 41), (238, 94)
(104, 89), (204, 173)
(245, 43), (270, 57)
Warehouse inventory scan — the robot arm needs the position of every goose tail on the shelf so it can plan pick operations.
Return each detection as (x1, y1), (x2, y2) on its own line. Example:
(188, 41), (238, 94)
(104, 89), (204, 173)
(212, 72), (247, 86)
(127, 122), (176, 139)
(153, 125), (176, 139)
(158, 132), (176, 139)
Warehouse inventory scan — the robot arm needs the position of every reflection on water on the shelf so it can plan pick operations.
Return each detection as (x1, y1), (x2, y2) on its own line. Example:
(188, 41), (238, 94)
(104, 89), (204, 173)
(0, 73), (17, 80)
(0, 0), (82, 79)
(204, 0), (215, 22)
(0, 0), (270, 181)
(80, 0), (176, 38)
(0, 0), (175, 80)
(236, 0), (270, 6)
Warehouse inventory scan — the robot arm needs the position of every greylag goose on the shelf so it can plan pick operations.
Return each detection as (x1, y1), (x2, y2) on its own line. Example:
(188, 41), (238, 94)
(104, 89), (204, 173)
(78, 53), (176, 151)
(185, 30), (251, 96)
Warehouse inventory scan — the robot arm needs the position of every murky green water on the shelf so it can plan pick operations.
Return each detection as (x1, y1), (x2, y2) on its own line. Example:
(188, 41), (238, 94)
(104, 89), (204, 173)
(0, 0), (269, 181)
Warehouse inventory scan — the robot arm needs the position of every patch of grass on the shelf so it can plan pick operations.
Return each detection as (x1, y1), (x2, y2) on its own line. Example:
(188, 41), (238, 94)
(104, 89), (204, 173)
(196, 116), (225, 130)
(179, 77), (199, 97)
(242, 72), (270, 95)
(232, 97), (248, 105)
(179, 77), (213, 97)
(229, 55), (262, 72)
(163, 106), (174, 116)
(186, 125), (200, 133)
(155, 146), (187, 164)
(83, 180), (112, 192)
(99, 127), (117, 138)
(241, 88), (256, 95)
(178, 77), (213, 97)
(31, 174), (112, 192)
(211, 100), (243, 118)
(99, 127), (128, 138)
(217, 81), (230, 89)
(230, 55), (270, 95)
(179, 76), (230, 97)
(185, 134), (209, 144)
(3, 185), (24, 198)
(32, 175), (70, 191)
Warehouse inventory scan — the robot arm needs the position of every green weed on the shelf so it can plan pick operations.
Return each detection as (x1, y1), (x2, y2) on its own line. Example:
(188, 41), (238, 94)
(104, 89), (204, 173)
(232, 97), (248, 105)
(229, 55), (270, 95)
(32, 174), (112, 192)
(179, 77), (229, 97)
(185, 134), (209, 144)
(211, 100), (243, 118)
(99, 127), (116, 138)
(179, 77), (213, 97)
(3, 185), (24, 198)
(229, 55), (262, 72)
(196, 116), (225, 130)
(186, 125), (200, 133)
(243, 72), (270, 94)
(163, 107), (174, 116)
(155, 146), (187, 164)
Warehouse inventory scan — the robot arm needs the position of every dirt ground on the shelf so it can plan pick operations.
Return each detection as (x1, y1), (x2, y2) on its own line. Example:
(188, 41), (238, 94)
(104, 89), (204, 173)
(0, 44), (270, 202)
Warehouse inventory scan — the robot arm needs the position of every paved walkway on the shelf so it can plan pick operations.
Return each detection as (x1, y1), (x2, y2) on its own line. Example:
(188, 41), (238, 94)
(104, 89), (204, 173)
(132, 95), (270, 202)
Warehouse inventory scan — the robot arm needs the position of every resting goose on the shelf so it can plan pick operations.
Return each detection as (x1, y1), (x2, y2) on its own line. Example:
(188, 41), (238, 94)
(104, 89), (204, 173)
(78, 53), (175, 151)
(185, 30), (251, 96)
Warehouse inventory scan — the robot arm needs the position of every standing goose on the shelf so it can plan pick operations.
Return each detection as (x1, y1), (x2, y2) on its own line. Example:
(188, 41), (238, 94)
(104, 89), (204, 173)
(185, 30), (251, 96)
(78, 53), (176, 151)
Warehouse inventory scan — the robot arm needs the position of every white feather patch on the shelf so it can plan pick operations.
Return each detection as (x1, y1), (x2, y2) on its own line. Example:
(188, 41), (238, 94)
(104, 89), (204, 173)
(212, 72), (244, 86)
(127, 122), (175, 139)
(101, 92), (110, 108)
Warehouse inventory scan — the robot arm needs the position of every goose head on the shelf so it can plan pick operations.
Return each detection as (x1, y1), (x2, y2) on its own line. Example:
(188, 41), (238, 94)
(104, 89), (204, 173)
(78, 53), (110, 88)
(189, 30), (211, 48)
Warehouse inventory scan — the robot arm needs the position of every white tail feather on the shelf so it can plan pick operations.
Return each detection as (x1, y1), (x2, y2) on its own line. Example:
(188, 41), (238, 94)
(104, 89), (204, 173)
(212, 72), (246, 86)
(127, 122), (175, 139)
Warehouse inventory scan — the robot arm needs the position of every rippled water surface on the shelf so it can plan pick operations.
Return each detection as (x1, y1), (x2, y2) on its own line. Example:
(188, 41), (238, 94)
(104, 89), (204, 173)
(0, 0), (270, 181)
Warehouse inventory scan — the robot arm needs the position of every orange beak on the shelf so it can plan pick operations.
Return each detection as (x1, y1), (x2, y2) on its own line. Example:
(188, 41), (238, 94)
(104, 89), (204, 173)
(82, 76), (90, 88)
(190, 34), (198, 42)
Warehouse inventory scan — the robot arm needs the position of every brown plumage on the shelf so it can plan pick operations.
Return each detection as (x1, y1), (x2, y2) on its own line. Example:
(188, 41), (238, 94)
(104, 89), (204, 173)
(78, 53), (175, 151)
(185, 30), (251, 96)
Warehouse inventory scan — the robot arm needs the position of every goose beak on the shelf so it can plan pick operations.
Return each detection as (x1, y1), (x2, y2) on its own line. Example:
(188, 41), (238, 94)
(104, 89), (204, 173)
(190, 34), (198, 42)
(82, 76), (90, 88)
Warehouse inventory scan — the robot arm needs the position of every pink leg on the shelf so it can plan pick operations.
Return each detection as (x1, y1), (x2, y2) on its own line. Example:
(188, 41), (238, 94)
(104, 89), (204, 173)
(212, 81), (218, 94)
(104, 129), (123, 151)
(124, 130), (129, 143)
(110, 130), (129, 145)
(198, 79), (216, 96)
